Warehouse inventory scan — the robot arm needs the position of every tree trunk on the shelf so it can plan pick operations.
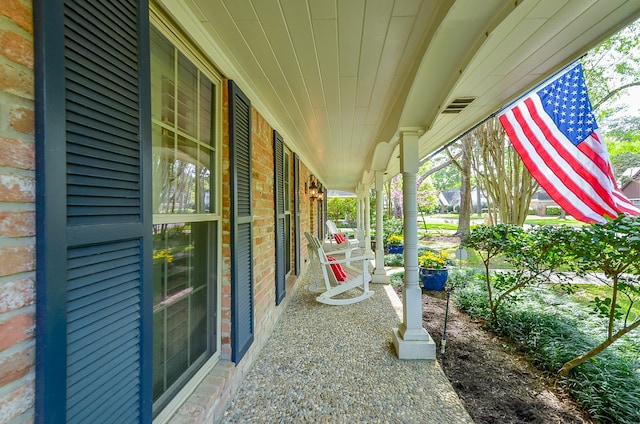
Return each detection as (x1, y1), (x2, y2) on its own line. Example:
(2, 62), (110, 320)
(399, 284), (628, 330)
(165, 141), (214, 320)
(469, 117), (538, 225)
(456, 138), (472, 241)
(558, 317), (640, 377)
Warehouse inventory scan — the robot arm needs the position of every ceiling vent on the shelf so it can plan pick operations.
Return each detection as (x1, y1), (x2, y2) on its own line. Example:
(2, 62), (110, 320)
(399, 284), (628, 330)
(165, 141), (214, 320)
(442, 97), (476, 114)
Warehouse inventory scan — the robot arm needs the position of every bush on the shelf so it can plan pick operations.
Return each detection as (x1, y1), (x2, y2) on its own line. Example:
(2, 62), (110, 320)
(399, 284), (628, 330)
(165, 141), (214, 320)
(389, 271), (404, 287)
(455, 281), (640, 424)
(383, 218), (404, 243)
(546, 206), (562, 216)
(384, 253), (404, 267)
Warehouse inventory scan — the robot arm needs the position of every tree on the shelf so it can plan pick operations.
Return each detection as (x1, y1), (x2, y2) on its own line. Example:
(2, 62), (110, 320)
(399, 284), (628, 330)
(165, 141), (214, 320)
(558, 215), (640, 377)
(468, 117), (538, 225)
(327, 197), (356, 222)
(583, 19), (640, 184)
(417, 171), (439, 233)
(583, 20), (640, 116)
(463, 224), (577, 321)
(446, 136), (472, 240)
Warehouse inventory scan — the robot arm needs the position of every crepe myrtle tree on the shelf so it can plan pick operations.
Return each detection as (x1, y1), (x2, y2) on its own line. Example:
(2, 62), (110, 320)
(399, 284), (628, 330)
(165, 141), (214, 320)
(463, 224), (579, 321)
(558, 214), (640, 377)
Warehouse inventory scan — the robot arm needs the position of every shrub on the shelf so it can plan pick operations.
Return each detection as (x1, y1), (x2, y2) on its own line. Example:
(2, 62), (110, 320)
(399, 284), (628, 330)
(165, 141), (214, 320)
(455, 280), (640, 424)
(384, 253), (404, 267)
(546, 206), (562, 216)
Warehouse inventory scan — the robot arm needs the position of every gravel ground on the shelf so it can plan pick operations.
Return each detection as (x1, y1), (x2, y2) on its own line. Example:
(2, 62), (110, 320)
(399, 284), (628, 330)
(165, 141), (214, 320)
(221, 273), (473, 423)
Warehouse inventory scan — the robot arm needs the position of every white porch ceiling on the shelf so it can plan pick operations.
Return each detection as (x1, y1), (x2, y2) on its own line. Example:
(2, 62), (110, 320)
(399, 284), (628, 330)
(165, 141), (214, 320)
(158, 0), (640, 192)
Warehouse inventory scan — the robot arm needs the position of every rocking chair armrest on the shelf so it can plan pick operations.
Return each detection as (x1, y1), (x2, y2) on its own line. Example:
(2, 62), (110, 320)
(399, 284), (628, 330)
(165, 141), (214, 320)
(321, 254), (373, 265)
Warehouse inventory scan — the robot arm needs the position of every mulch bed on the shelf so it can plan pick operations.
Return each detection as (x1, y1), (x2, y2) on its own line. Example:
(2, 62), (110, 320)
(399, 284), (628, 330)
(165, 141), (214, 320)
(395, 286), (594, 424)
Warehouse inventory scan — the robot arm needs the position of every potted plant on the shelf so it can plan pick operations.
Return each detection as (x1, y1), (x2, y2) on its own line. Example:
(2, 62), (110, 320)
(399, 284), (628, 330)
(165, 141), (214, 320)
(418, 250), (450, 290)
(386, 234), (404, 254)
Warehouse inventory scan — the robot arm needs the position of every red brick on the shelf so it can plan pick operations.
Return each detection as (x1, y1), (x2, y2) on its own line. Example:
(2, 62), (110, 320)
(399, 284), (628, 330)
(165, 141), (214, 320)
(0, 62), (34, 100)
(0, 344), (34, 386)
(0, 174), (35, 202)
(0, 0), (33, 34)
(0, 29), (33, 69)
(0, 379), (34, 422)
(0, 136), (34, 170)
(0, 245), (35, 277)
(9, 106), (34, 135)
(0, 211), (34, 237)
(0, 312), (34, 351)
(0, 278), (34, 313)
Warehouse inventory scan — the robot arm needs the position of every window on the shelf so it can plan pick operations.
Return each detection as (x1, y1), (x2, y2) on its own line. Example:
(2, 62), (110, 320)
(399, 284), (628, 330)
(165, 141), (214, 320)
(150, 26), (220, 414)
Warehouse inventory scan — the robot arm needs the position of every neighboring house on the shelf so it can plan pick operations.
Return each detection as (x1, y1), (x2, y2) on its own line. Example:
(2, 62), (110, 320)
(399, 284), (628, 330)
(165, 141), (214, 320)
(438, 188), (486, 212)
(621, 167), (640, 206)
(529, 189), (561, 216)
(1, 1), (638, 424)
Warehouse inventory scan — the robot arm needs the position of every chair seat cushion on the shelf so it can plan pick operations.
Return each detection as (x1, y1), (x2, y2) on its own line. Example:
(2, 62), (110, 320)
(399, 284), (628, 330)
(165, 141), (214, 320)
(334, 233), (346, 244)
(326, 255), (347, 281)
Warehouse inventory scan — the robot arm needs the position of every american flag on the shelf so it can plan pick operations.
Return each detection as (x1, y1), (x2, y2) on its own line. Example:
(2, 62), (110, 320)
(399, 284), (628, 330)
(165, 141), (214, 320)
(499, 63), (640, 223)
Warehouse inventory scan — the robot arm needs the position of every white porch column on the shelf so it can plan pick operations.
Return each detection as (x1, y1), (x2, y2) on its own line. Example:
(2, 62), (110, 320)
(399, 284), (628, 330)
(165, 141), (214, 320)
(364, 187), (372, 254)
(372, 171), (389, 284)
(356, 185), (365, 248)
(392, 131), (436, 360)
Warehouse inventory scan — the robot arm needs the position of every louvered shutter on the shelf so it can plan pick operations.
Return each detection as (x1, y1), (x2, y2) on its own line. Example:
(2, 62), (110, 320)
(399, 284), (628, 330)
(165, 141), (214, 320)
(35, 1), (152, 423)
(229, 81), (254, 362)
(293, 153), (301, 275)
(274, 131), (286, 304)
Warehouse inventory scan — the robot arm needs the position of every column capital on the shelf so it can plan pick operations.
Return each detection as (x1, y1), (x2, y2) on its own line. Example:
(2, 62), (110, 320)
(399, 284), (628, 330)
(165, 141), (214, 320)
(400, 132), (420, 174)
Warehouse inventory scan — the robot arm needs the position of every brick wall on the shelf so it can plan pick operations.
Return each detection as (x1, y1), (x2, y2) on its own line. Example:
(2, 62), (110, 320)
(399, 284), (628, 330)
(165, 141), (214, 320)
(0, 0), (35, 423)
(251, 108), (276, 330)
(220, 81), (232, 361)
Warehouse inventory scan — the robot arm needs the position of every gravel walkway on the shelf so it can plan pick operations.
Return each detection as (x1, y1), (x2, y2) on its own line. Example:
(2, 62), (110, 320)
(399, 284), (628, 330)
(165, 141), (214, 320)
(221, 272), (474, 423)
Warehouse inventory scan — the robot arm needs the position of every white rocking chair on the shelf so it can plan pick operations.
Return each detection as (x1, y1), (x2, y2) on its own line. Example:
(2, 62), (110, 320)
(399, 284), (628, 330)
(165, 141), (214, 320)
(305, 232), (374, 306)
(325, 220), (359, 247)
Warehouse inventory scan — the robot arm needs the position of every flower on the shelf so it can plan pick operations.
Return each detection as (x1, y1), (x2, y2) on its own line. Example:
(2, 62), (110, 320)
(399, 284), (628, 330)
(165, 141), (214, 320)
(386, 234), (403, 245)
(153, 249), (174, 263)
(419, 250), (449, 269)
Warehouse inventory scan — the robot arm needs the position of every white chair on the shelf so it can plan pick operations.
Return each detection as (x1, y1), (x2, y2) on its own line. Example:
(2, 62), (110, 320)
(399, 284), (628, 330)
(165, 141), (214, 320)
(305, 232), (374, 306)
(325, 220), (359, 247)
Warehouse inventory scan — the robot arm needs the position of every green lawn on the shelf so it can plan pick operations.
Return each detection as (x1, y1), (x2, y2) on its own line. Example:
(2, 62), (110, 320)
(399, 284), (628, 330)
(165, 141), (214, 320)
(550, 283), (640, 322)
(523, 216), (585, 226)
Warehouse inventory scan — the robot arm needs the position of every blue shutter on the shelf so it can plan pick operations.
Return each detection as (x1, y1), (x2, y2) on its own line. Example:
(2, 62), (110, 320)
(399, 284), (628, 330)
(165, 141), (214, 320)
(35, 0), (152, 423)
(229, 81), (254, 362)
(293, 153), (301, 276)
(274, 131), (286, 304)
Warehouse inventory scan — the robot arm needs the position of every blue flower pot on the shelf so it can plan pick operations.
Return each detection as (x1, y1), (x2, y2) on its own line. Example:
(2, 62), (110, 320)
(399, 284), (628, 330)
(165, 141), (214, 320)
(420, 268), (448, 291)
(388, 244), (403, 254)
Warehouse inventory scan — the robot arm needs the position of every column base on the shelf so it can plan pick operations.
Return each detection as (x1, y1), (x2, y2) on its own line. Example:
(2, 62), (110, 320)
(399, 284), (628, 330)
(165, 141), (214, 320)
(371, 272), (390, 284)
(391, 328), (436, 360)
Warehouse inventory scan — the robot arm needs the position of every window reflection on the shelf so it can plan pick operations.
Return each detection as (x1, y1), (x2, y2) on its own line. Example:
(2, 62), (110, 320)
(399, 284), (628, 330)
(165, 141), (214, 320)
(152, 222), (210, 401)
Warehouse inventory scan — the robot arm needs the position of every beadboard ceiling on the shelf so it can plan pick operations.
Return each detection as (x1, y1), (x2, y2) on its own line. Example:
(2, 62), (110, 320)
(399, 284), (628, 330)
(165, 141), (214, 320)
(158, 0), (640, 192)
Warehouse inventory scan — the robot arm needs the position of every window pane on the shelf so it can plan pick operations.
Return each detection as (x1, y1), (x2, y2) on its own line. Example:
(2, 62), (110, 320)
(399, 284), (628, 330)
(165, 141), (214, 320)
(152, 125), (175, 214)
(175, 135), (198, 213)
(177, 52), (197, 137)
(200, 78), (213, 145)
(151, 28), (175, 126)
(199, 146), (212, 213)
(152, 222), (210, 402)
